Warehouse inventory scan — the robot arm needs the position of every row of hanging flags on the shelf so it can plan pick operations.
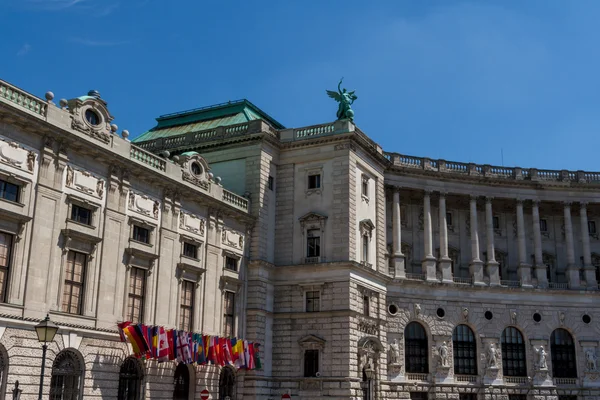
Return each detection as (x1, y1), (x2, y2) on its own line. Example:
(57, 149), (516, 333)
(117, 321), (261, 370)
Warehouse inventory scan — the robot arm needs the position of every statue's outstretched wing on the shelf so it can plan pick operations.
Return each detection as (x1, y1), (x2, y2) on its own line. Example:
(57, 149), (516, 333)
(326, 90), (341, 102)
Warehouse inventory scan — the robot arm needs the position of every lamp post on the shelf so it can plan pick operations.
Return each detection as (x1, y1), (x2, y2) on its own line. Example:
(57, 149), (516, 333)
(35, 314), (59, 400)
(363, 364), (374, 400)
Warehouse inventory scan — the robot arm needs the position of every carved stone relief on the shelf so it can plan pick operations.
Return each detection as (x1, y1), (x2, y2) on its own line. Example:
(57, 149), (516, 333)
(128, 191), (159, 219)
(222, 229), (244, 249)
(0, 138), (36, 173)
(179, 212), (206, 236)
(65, 165), (105, 199)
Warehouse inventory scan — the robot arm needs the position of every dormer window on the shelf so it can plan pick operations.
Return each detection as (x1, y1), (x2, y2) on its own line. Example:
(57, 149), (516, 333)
(85, 109), (100, 126)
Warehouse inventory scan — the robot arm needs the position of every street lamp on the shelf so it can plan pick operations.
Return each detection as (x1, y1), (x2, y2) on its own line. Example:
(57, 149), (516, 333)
(363, 364), (375, 400)
(35, 314), (59, 400)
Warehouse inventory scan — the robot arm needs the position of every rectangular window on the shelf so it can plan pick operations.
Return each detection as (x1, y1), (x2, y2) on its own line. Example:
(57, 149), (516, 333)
(307, 229), (320, 257)
(308, 174), (321, 189)
(361, 177), (369, 197)
(304, 349), (319, 377)
(558, 396), (577, 400)
(540, 219), (548, 232)
(305, 290), (320, 312)
(0, 179), (19, 203)
(0, 232), (13, 302)
(589, 221), (597, 235)
(183, 242), (198, 259)
(446, 212), (453, 227)
(268, 176), (274, 191)
(127, 267), (146, 323)
(410, 393), (428, 400)
(508, 396), (527, 400)
(179, 280), (194, 331)
(493, 216), (500, 230)
(132, 225), (150, 244)
(62, 250), (86, 314)
(459, 395), (477, 400)
(223, 291), (235, 337)
(70, 204), (92, 226)
(363, 295), (370, 317)
(362, 235), (369, 262)
(225, 256), (238, 272)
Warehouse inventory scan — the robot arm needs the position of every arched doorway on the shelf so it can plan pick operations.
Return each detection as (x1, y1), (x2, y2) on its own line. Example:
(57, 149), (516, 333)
(218, 367), (236, 400)
(357, 337), (384, 400)
(173, 363), (190, 400)
(49, 349), (84, 400)
(118, 357), (143, 400)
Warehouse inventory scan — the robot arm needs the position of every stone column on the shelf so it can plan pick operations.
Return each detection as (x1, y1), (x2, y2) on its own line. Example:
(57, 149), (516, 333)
(516, 199), (532, 287)
(438, 193), (453, 283)
(485, 197), (500, 286)
(564, 202), (581, 288)
(532, 201), (547, 287)
(580, 203), (596, 287)
(422, 191), (437, 281)
(469, 196), (484, 285)
(392, 189), (406, 278)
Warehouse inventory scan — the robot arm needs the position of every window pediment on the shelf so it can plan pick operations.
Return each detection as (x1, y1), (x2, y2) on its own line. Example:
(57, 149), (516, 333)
(299, 212), (328, 229)
(359, 219), (375, 238)
(298, 334), (326, 350)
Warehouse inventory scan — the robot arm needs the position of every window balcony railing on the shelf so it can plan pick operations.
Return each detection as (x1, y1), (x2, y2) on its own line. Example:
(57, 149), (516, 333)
(406, 373), (429, 382)
(454, 277), (473, 285)
(504, 376), (529, 385)
(548, 282), (569, 290)
(304, 257), (323, 264)
(500, 280), (521, 288)
(455, 375), (478, 383)
(405, 273), (426, 281)
(553, 377), (577, 385)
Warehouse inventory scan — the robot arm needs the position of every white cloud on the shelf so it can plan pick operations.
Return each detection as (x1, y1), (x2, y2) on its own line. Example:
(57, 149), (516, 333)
(17, 43), (31, 56)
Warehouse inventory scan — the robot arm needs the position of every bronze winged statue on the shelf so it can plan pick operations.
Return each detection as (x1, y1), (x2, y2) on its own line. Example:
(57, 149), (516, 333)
(326, 78), (357, 121)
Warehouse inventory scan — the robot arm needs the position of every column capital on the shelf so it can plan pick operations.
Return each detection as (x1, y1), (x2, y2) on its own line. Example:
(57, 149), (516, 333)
(563, 201), (572, 208)
(581, 201), (589, 208)
(516, 198), (525, 205)
(532, 199), (540, 207)
(470, 195), (478, 201)
(485, 196), (494, 203)
(423, 189), (433, 196)
(438, 191), (447, 198)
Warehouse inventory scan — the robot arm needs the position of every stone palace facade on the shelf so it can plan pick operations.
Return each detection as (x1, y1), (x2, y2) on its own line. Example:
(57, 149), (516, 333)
(0, 77), (599, 400)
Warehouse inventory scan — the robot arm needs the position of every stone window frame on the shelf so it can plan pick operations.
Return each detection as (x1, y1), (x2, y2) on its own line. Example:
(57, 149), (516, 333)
(359, 219), (375, 267)
(0, 170), (29, 206)
(219, 274), (242, 337)
(299, 212), (327, 264)
(175, 258), (204, 333)
(222, 249), (241, 274)
(304, 289), (321, 313)
(0, 210), (31, 304)
(298, 334), (326, 378)
(127, 216), (156, 247)
(588, 219), (598, 239)
(493, 215), (502, 236)
(122, 250), (158, 325)
(65, 193), (101, 229)
(179, 234), (203, 262)
(304, 166), (324, 197)
(361, 173), (370, 203)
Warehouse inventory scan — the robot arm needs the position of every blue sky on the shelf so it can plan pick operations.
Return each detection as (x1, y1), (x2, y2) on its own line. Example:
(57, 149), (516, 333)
(2, 0), (600, 170)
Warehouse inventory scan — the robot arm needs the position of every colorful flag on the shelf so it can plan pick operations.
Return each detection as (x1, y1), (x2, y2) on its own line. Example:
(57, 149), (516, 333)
(253, 343), (262, 369)
(158, 327), (169, 362)
(117, 321), (131, 342)
(123, 325), (149, 357)
(167, 329), (176, 361)
(236, 339), (246, 369)
(222, 338), (233, 365)
(197, 335), (206, 364)
(244, 340), (255, 369)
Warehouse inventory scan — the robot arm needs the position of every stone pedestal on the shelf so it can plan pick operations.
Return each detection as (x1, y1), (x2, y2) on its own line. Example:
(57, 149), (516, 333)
(394, 254), (406, 279)
(422, 256), (438, 282)
(567, 265), (581, 289)
(518, 263), (533, 288)
(469, 260), (485, 286)
(438, 257), (453, 283)
(486, 260), (500, 286)
(584, 266), (597, 288)
(535, 264), (548, 288)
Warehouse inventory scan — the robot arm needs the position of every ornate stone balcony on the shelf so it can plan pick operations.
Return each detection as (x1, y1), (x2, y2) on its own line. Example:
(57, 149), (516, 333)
(384, 151), (600, 184)
(406, 373), (429, 382)
(0, 80), (47, 117)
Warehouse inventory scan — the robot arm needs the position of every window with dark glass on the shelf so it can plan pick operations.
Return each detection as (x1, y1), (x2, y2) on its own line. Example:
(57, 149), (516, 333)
(453, 325), (477, 375)
(551, 328), (577, 378)
(361, 177), (369, 197)
(70, 204), (92, 226)
(62, 251), (86, 314)
(459, 395), (477, 400)
(223, 291), (235, 337)
(508, 396), (526, 400)
(190, 162), (202, 176)
(0, 179), (19, 203)
(540, 219), (548, 232)
(304, 349), (319, 377)
(362, 235), (369, 263)
(118, 357), (143, 400)
(219, 367), (236, 400)
(446, 212), (453, 227)
(179, 280), (194, 332)
(501, 327), (526, 376)
(0, 232), (13, 303)
(173, 363), (189, 400)
(558, 396), (577, 400)
(307, 229), (320, 257)
(50, 349), (83, 400)
(225, 256), (238, 272)
(410, 392), (428, 400)
(308, 174), (321, 189)
(493, 216), (500, 230)
(363, 295), (370, 317)
(589, 221), (597, 235)
(305, 290), (320, 312)
(127, 267), (146, 323)
(405, 322), (428, 373)
(85, 109), (100, 125)
(183, 242), (198, 259)
(132, 225), (150, 244)
(268, 175), (274, 191)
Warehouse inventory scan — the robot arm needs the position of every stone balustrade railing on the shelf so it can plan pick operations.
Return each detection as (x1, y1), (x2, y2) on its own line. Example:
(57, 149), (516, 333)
(384, 152), (600, 184)
(130, 146), (167, 172)
(0, 79), (47, 117)
(222, 189), (249, 211)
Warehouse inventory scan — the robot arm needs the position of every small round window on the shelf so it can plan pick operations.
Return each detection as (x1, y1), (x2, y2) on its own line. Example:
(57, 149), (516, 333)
(388, 304), (398, 315)
(583, 314), (592, 324)
(436, 308), (445, 318)
(191, 162), (203, 176)
(484, 311), (493, 320)
(85, 109), (100, 126)
(533, 313), (542, 323)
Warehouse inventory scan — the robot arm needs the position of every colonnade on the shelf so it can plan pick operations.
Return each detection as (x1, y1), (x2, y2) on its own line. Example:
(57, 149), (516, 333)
(391, 189), (597, 289)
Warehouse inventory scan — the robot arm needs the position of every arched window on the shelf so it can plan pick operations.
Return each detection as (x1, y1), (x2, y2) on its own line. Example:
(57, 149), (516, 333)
(501, 327), (526, 377)
(551, 329), (577, 378)
(453, 325), (477, 375)
(219, 367), (236, 400)
(173, 363), (189, 400)
(405, 322), (428, 373)
(118, 357), (143, 400)
(50, 349), (84, 400)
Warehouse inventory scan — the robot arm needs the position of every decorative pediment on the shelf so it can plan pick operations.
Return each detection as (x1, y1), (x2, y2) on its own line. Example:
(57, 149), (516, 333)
(299, 212), (328, 229)
(61, 228), (102, 259)
(298, 334), (326, 350)
(358, 336), (384, 353)
(359, 219), (375, 238)
(67, 91), (114, 144)
(180, 152), (211, 190)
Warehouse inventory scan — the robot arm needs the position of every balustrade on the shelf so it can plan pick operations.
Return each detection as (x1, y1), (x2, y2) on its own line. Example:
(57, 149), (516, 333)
(130, 146), (167, 171)
(0, 79), (47, 117)
(222, 189), (249, 211)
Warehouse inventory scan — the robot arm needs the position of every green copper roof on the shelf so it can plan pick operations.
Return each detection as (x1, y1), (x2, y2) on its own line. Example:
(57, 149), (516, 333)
(133, 99), (284, 143)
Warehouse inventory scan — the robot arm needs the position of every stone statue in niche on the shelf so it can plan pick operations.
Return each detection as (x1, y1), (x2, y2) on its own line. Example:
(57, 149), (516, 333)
(511, 311), (517, 324)
(153, 200), (159, 218)
(128, 192), (135, 208)
(66, 165), (74, 186)
(414, 303), (421, 317)
(486, 343), (500, 369)
(438, 341), (449, 367)
(535, 346), (548, 370)
(388, 339), (400, 365)
(96, 180), (104, 197)
(462, 307), (469, 321)
(586, 349), (598, 372)
(27, 151), (35, 171)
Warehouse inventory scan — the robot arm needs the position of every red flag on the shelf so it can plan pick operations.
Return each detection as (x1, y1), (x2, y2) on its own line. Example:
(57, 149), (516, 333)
(158, 327), (169, 362)
(117, 321), (131, 342)
(167, 329), (176, 361)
